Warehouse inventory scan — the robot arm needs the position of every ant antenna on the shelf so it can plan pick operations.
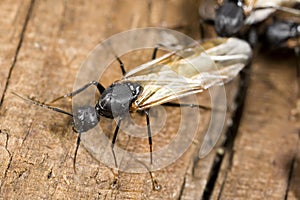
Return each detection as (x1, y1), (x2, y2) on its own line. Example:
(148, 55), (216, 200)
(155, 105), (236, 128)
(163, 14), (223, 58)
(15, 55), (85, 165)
(12, 92), (73, 117)
(12, 92), (83, 173)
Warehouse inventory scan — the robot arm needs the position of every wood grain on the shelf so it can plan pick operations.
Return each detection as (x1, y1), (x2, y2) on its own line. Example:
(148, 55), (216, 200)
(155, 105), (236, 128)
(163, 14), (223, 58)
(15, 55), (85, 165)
(0, 0), (221, 199)
(211, 51), (300, 200)
(1, 1), (298, 199)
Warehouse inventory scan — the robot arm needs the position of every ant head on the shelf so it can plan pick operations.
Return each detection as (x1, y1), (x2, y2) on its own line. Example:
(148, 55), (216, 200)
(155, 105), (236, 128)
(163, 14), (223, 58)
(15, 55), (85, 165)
(73, 105), (100, 133)
(215, 1), (244, 37)
(263, 20), (298, 48)
(95, 82), (142, 119)
(12, 92), (101, 133)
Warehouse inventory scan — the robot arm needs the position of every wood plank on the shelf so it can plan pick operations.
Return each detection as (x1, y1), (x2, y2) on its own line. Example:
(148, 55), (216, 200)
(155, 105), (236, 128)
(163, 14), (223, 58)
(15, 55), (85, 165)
(287, 141), (300, 200)
(0, 0), (32, 103)
(0, 0), (239, 199)
(179, 76), (243, 200)
(212, 51), (300, 199)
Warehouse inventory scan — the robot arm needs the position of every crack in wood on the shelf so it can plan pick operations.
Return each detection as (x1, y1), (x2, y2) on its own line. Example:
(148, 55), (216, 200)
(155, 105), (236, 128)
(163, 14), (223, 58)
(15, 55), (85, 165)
(284, 130), (300, 200)
(0, 129), (13, 191)
(202, 64), (251, 200)
(177, 176), (186, 200)
(0, 0), (35, 108)
(284, 155), (296, 200)
(20, 122), (33, 149)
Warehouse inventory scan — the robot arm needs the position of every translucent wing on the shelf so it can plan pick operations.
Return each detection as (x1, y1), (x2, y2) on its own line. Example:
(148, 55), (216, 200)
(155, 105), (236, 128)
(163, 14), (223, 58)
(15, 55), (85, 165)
(252, 0), (300, 8)
(199, 0), (299, 29)
(245, 0), (300, 24)
(120, 37), (252, 110)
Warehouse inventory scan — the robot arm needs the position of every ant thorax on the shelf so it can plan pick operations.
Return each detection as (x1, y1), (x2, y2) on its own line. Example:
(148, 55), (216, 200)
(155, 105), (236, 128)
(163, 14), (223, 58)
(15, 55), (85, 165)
(95, 82), (143, 119)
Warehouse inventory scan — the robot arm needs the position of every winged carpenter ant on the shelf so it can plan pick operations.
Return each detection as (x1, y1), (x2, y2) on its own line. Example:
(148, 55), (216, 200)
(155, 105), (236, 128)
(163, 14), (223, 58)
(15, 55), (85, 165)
(199, 0), (300, 46)
(14, 36), (251, 190)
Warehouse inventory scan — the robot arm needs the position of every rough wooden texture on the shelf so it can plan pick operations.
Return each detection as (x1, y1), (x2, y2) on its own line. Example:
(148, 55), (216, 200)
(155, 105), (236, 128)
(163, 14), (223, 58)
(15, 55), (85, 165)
(0, 0), (221, 199)
(0, 0), (32, 104)
(211, 51), (300, 200)
(2, 1), (299, 200)
(288, 140), (300, 200)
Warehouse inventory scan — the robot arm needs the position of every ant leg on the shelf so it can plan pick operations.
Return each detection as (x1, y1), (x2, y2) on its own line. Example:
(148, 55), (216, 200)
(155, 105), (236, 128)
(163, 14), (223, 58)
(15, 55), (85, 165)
(144, 109), (165, 190)
(152, 46), (159, 60)
(72, 131), (81, 173)
(129, 154), (161, 191)
(144, 110), (153, 165)
(109, 118), (123, 189)
(199, 20), (206, 40)
(111, 118), (122, 168)
(48, 81), (105, 104)
(13, 92), (82, 173)
(247, 26), (258, 48)
(115, 56), (126, 76)
(162, 102), (212, 110)
(152, 44), (174, 60)
(199, 19), (215, 40)
(115, 46), (160, 75)
(149, 170), (161, 191)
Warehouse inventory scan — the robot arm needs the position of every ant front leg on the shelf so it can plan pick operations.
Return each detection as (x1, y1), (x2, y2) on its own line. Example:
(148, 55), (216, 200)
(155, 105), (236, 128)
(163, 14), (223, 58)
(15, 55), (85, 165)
(47, 81), (105, 104)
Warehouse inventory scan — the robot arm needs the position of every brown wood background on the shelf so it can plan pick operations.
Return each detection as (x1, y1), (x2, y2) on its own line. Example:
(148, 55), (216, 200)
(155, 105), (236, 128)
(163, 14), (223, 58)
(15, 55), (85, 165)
(0, 0), (299, 199)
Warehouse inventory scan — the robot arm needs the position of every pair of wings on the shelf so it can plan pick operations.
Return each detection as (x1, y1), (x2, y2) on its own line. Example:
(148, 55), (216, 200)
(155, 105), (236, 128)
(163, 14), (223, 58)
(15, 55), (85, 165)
(245, 0), (300, 24)
(119, 37), (252, 110)
(199, 0), (300, 25)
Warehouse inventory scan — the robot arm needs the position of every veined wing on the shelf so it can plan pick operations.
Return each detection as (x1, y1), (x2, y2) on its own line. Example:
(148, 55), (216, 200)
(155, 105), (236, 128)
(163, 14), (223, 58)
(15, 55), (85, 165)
(245, 0), (300, 24)
(121, 37), (252, 110)
(199, 0), (299, 27)
(251, 0), (300, 8)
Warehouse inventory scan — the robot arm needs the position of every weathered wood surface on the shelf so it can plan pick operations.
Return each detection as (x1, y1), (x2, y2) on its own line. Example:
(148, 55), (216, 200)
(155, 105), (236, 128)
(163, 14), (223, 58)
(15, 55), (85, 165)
(0, 0), (299, 200)
(211, 51), (300, 200)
